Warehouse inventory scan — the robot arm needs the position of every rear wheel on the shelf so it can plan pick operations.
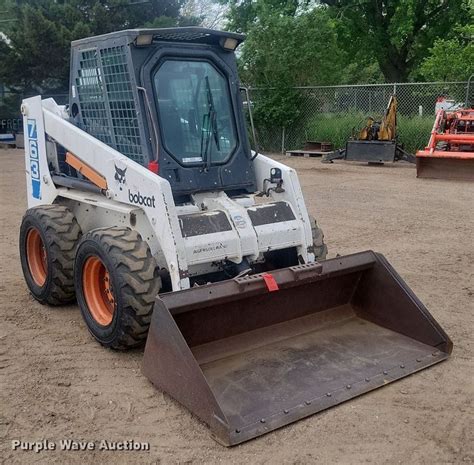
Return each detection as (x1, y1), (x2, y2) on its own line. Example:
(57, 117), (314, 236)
(74, 227), (161, 349)
(309, 215), (327, 260)
(19, 205), (81, 305)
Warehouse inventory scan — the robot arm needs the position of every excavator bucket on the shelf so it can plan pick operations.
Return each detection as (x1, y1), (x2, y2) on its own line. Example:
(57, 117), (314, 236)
(142, 251), (452, 446)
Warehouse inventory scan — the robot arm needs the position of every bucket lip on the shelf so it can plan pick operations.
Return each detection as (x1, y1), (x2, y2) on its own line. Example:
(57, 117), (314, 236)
(158, 250), (378, 314)
(221, 350), (450, 446)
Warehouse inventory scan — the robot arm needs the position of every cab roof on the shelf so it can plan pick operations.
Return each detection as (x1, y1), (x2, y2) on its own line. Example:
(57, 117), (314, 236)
(71, 27), (245, 48)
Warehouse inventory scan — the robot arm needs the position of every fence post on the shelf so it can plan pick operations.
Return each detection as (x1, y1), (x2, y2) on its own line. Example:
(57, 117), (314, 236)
(281, 127), (286, 154)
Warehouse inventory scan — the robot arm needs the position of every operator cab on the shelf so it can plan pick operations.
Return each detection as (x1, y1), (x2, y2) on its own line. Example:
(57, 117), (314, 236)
(69, 28), (256, 200)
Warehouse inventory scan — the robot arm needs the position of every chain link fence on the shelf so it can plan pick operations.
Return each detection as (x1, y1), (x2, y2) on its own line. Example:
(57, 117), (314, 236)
(2, 81), (472, 155)
(247, 81), (473, 154)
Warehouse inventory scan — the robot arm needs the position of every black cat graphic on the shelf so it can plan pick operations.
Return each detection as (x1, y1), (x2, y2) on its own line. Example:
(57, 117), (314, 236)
(114, 165), (127, 184)
(114, 165), (127, 191)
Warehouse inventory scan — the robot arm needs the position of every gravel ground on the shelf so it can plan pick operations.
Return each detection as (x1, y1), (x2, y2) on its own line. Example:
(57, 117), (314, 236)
(1, 148), (473, 464)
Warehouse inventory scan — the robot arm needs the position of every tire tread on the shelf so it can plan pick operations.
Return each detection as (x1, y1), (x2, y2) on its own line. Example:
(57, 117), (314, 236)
(20, 205), (81, 305)
(78, 227), (160, 349)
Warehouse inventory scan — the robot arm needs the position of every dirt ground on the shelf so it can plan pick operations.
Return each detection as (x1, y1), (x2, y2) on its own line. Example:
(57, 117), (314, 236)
(1, 148), (473, 465)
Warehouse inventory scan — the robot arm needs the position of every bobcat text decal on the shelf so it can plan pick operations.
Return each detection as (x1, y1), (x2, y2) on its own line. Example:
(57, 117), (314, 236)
(128, 190), (156, 208)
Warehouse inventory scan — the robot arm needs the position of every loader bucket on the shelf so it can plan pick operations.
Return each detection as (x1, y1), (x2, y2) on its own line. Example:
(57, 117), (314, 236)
(416, 151), (474, 181)
(142, 251), (452, 446)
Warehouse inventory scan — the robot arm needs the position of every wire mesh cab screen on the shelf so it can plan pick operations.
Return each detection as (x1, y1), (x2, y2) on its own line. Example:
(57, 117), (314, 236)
(74, 46), (145, 165)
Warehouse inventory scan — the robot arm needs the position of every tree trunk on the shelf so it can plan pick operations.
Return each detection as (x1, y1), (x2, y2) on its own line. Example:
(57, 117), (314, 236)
(378, 52), (410, 82)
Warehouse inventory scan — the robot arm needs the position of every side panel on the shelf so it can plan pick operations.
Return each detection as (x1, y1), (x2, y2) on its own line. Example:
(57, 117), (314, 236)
(253, 154), (314, 262)
(22, 96), (58, 207)
(25, 97), (189, 291)
(55, 189), (165, 266)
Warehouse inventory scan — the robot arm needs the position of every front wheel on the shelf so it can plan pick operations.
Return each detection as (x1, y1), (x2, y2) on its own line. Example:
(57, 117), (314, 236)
(74, 227), (161, 350)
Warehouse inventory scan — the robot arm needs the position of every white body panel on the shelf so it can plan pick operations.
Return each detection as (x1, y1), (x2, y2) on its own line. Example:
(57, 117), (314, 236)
(253, 154), (314, 262)
(21, 96), (316, 291)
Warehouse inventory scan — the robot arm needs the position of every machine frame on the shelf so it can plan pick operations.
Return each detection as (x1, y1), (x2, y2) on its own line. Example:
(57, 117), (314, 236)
(22, 95), (316, 291)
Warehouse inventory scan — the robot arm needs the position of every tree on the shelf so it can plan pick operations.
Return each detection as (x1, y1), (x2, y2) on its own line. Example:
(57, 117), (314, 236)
(419, 25), (474, 82)
(239, 6), (347, 87)
(235, 4), (350, 128)
(0, 0), (192, 94)
(0, 0), (16, 34)
(182, 0), (228, 28)
(321, 0), (471, 82)
(225, 0), (299, 33)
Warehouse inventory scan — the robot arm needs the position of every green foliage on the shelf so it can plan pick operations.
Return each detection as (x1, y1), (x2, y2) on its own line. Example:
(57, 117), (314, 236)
(252, 87), (303, 129)
(322, 0), (471, 82)
(226, 0), (299, 33)
(0, 0), (192, 94)
(224, 0), (470, 138)
(396, 115), (435, 153)
(144, 15), (201, 28)
(0, 0), (16, 34)
(305, 112), (365, 150)
(0, 89), (22, 119)
(227, 0), (471, 84)
(239, 7), (346, 87)
(236, 5), (352, 129)
(419, 25), (474, 81)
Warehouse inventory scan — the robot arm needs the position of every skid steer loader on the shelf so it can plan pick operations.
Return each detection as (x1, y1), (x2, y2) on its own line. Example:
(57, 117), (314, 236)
(19, 28), (452, 446)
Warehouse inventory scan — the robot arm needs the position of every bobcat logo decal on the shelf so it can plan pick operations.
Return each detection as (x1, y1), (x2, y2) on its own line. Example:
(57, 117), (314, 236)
(114, 165), (127, 190)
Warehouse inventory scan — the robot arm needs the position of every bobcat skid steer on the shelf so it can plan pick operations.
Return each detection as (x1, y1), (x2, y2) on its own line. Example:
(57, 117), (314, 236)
(19, 28), (452, 446)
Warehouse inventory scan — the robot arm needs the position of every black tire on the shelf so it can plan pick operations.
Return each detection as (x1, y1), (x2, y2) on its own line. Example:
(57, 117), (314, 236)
(19, 205), (81, 305)
(74, 227), (161, 350)
(309, 215), (328, 261)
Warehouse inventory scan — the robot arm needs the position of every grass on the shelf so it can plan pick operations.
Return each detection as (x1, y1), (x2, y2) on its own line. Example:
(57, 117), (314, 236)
(397, 115), (434, 153)
(304, 113), (365, 150)
(303, 112), (435, 154)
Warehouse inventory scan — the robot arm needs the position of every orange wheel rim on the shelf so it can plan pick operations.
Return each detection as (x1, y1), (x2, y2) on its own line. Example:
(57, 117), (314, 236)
(82, 256), (115, 326)
(26, 228), (48, 286)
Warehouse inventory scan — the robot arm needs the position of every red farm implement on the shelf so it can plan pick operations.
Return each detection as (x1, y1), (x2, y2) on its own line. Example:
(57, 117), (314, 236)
(416, 107), (474, 181)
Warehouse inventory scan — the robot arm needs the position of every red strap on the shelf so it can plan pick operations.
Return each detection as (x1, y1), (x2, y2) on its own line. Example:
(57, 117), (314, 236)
(262, 273), (279, 292)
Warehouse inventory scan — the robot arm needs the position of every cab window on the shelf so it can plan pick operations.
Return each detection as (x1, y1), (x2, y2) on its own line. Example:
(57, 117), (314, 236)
(154, 60), (237, 165)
